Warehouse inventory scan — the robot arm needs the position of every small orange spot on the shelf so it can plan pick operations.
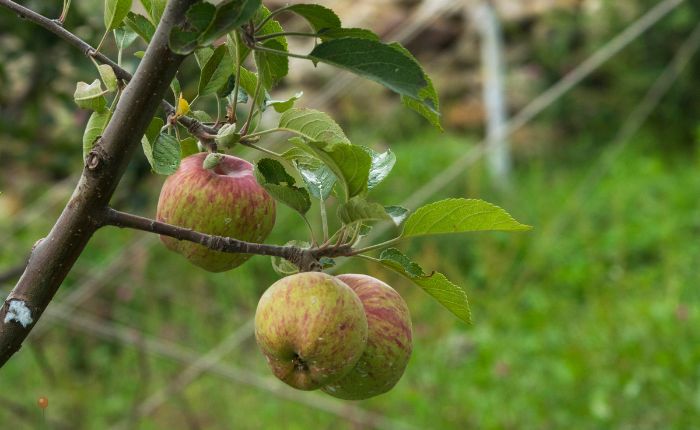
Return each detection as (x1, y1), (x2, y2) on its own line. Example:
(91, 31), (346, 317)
(37, 396), (48, 409)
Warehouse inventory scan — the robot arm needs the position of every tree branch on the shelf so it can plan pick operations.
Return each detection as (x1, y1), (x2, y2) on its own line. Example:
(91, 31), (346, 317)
(103, 208), (353, 272)
(0, 0), (198, 368)
(0, 0), (217, 140)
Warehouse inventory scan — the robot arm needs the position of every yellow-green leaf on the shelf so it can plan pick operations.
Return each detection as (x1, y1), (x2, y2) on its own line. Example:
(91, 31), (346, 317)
(402, 198), (532, 238)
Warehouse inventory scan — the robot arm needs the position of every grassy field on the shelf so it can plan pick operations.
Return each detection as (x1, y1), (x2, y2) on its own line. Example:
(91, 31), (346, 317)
(1, 129), (699, 429)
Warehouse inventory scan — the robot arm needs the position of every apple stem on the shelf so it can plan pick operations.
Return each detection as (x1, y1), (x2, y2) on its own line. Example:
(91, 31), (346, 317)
(240, 68), (263, 136)
(351, 237), (403, 256)
(320, 201), (329, 242)
(302, 216), (318, 246)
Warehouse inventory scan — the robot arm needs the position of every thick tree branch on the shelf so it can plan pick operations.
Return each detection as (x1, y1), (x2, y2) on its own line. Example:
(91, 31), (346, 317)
(103, 208), (353, 272)
(0, 0), (198, 367)
(0, 0), (217, 139)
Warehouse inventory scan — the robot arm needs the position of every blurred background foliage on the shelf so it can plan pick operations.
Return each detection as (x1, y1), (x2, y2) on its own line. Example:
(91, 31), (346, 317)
(1, 0), (700, 428)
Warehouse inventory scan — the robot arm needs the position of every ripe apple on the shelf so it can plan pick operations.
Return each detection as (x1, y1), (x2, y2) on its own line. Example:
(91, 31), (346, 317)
(156, 152), (275, 272)
(255, 272), (369, 390)
(322, 274), (413, 400)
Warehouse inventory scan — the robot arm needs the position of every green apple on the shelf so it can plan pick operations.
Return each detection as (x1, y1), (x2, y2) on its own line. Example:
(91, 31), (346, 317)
(255, 272), (369, 390)
(156, 152), (276, 272)
(322, 274), (413, 400)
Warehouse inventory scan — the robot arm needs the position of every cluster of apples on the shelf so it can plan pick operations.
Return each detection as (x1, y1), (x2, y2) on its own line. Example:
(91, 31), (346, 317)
(156, 153), (413, 399)
(256, 272), (412, 399)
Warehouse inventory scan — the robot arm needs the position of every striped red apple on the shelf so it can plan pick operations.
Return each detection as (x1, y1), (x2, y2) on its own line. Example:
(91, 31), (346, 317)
(254, 272), (369, 390)
(156, 153), (276, 272)
(322, 274), (413, 400)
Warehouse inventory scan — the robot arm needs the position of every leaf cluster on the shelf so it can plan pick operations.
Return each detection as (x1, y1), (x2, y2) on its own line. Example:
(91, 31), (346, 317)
(73, 0), (532, 323)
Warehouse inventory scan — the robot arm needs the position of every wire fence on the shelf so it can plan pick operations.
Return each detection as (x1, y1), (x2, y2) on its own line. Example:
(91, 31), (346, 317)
(501, 19), (700, 294)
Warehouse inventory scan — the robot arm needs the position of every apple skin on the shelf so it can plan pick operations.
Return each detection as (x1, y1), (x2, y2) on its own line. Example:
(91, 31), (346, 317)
(255, 272), (369, 391)
(322, 274), (413, 400)
(156, 153), (275, 272)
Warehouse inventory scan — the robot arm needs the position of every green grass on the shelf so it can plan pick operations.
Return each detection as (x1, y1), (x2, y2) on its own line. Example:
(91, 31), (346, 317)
(1, 130), (699, 429)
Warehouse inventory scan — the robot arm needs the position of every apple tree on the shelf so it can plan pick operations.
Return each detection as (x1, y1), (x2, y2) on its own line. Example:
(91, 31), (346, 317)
(0, 0), (530, 400)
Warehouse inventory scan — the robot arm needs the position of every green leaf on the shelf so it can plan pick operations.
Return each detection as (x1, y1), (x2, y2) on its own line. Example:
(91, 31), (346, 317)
(391, 43), (442, 130)
(266, 91), (303, 113)
(364, 147), (395, 190)
(134, 50), (145, 58)
(279, 108), (349, 144)
(357, 223), (372, 237)
(187, 2), (216, 34)
(402, 198), (532, 238)
(104, 0), (132, 31)
(151, 133), (181, 175)
(191, 110), (213, 123)
(113, 26), (138, 50)
(194, 47), (213, 68)
(168, 2), (215, 55)
(217, 75), (236, 99)
(281, 146), (316, 164)
(169, 30), (200, 55)
(318, 27), (379, 42)
(255, 39), (289, 90)
(170, 78), (181, 99)
(82, 110), (111, 160)
(255, 158), (311, 215)
(278, 108), (365, 200)
(139, 0), (165, 25)
(180, 137), (199, 158)
(338, 197), (393, 225)
(141, 117), (163, 166)
(301, 140), (371, 199)
(378, 248), (471, 323)
(150, 0), (166, 23)
(384, 205), (409, 226)
(256, 158), (295, 185)
(74, 80), (107, 112)
(236, 66), (259, 102)
(309, 38), (431, 112)
(294, 158), (336, 200)
(198, 45), (234, 96)
(286, 4), (341, 32)
(96, 64), (118, 92)
(198, 0), (262, 46)
(124, 12), (154, 42)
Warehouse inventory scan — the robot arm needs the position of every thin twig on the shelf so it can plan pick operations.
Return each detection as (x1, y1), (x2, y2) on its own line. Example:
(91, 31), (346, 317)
(103, 208), (353, 271)
(252, 43), (312, 60)
(240, 71), (263, 135)
(255, 31), (318, 42)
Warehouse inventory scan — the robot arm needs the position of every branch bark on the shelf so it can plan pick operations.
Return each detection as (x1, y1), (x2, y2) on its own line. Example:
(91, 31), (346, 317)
(103, 208), (353, 272)
(0, 0), (198, 367)
(0, 0), (217, 139)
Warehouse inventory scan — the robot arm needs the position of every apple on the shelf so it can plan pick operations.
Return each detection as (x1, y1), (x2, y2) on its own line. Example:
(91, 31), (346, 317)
(255, 272), (369, 390)
(156, 152), (275, 272)
(322, 274), (413, 400)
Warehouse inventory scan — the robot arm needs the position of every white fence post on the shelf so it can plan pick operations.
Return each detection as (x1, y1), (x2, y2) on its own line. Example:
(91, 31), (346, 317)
(475, 0), (511, 189)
